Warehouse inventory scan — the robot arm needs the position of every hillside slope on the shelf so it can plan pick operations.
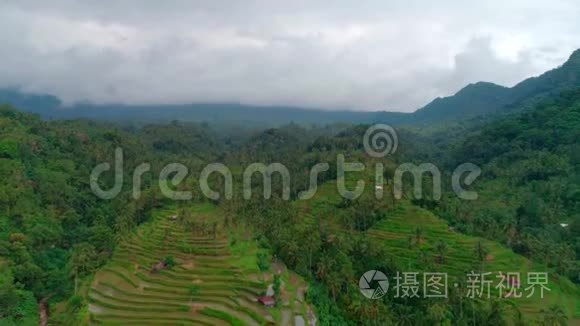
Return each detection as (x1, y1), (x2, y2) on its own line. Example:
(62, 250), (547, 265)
(413, 49), (580, 122)
(300, 178), (580, 323)
(85, 203), (313, 325)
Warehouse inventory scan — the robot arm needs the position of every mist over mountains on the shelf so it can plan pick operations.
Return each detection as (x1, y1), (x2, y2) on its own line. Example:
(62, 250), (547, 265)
(2, 48), (579, 126)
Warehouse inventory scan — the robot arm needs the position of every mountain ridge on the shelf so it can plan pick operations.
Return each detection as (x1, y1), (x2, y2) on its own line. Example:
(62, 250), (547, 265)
(1, 48), (579, 125)
(412, 49), (580, 122)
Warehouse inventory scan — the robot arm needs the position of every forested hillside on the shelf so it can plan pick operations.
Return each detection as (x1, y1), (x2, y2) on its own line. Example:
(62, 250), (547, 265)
(2, 2), (580, 325)
(0, 106), (190, 324)
(431, 89), (580, 281)
(1, 89), (579, 325)
(413, 49), (580, 122)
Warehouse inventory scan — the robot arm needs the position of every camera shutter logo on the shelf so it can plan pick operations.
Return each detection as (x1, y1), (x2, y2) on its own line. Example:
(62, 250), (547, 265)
(363, 124), (398, 158)
(359, 270), (389, 299)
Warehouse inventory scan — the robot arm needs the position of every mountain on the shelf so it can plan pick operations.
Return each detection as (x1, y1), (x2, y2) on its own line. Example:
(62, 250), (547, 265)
(1, 49), (579, 125)
(0, 88), (61, 111)
(441, 87), (580, 281)
(413, 82), (510, 121)
(413, 49), (580, 122)
(0, 91), (403, 126)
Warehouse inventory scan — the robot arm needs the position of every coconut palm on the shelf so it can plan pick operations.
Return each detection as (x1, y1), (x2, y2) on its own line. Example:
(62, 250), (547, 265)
(486, 300), (507, 325)
(435, 240), (448, 264)
(427, 302), (450, 325)
(474, 240), (488, 270)
(540, 304), (568, 326)
(414, 226), (424, 245)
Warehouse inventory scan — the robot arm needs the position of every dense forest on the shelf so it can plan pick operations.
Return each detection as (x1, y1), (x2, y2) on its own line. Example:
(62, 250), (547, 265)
(440, 90), (580, 279)
(1, 89), (579, 325)
(0, 49), (578, 326)
(2, 1), (580, 324)
(0, 106), (165, 324)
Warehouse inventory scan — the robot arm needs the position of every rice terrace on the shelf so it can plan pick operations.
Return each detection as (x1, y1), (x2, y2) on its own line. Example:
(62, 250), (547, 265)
(87, 204), (315, 325)
(0, 2), (579, 325)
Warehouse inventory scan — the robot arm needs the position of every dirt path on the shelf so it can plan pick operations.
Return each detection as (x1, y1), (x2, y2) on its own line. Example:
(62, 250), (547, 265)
(38, 298), (48, 326)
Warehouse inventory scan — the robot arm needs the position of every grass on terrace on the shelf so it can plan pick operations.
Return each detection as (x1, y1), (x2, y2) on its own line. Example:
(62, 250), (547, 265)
(300, 177), (580, 323)
(87, 202), (311, 325)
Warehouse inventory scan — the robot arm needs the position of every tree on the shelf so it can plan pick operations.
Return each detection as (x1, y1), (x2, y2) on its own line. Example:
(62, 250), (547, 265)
(68, 243), (97, 293)
(508, 303), (526, 326)
(89, 224), (115, 254)
(273, 274), (281, 307)
(0, 272), (20, 319)
(414, 226), (424, 246)
(187, 285), (200, 304)
(67, 295), (84, 312)
(256, 252), (270, 274)
(474, 241), (488, 269)
(427, 302), (450, 325)
(435, 240), (447, 264)
(114, 204), (136, 239)
(164, 255), (175, 269)
(540, 305), (568, 326)
(503, 217), (518, 247)
(393, 305), (416, 326)
(486, 300), (507, 326)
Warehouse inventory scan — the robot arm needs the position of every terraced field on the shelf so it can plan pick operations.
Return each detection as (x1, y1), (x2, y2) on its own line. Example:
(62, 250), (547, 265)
(88, 204), (312, 325)
(301, 179), (580, 322)
(368, 202), (580, 320)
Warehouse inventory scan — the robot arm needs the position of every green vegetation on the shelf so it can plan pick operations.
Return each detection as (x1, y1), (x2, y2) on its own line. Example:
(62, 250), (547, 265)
(0, 106), (171, 324)
(200, 307), (245, 326)
(0, 105), (229, 324)
(87, 204), (311, 325)
(163, 255), (176, 269)
(431, 89), (580, 281)
(1, 51), (579, 324)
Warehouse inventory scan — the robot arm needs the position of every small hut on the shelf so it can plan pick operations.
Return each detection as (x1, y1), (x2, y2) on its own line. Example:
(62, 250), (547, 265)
(257, 296), (275, 307)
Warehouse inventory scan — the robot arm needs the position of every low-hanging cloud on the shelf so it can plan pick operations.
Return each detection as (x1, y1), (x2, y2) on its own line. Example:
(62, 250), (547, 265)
(0, 0), (579, 112)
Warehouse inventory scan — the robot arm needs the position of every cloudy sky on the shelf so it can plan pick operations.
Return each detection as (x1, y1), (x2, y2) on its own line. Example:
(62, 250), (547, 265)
(0, 1), (579, 112)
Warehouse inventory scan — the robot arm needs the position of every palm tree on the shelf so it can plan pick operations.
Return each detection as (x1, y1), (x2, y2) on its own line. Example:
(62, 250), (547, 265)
(69, 243), (96, 294)
(541, 304), (568, 326)
(486, 300), (506, 325)
(435, 240), (447, 264)
(503, 217), (518, 247)
(414, 226), (424, 246)
(474, 241), (488, 269)
(427, 302), (449, 325)
(511, 305), (526, 326)
(273, 274), (282, 306)
(394, 305), (415, 326)
(256, 252), (270, 281)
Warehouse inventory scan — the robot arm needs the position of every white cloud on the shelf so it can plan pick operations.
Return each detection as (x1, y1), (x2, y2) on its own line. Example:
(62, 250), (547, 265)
(0, 0), (579, 111)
